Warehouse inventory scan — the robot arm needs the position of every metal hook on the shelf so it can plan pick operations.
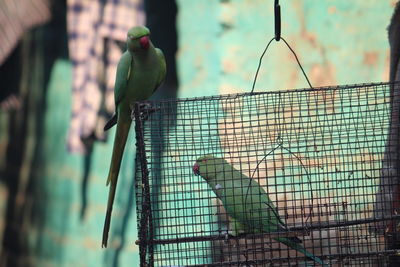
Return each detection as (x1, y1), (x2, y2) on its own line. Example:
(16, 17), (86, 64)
(274, 0), (281, 41)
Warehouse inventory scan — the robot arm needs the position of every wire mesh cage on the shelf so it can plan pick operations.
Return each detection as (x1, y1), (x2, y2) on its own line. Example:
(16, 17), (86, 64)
(134, 82), (400, 266)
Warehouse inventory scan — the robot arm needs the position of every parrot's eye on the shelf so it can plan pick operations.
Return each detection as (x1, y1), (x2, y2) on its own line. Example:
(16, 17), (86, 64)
(202, 159), (208, 163)
(193, 163), (200, 176)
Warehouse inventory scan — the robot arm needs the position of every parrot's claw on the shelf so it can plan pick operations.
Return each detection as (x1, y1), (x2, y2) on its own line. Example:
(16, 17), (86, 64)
(304, 222), (312, 235)
(133, 102), (160, 121)
(223, 231), (230, 243)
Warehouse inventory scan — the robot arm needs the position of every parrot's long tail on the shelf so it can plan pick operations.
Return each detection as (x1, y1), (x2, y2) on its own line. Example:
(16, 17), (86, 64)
(102, 120), (132, 248)
(276, 237), (328, 266)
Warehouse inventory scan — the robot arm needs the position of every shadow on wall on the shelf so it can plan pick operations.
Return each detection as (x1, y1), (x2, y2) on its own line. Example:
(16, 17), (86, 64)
(0, 0), (69, 266)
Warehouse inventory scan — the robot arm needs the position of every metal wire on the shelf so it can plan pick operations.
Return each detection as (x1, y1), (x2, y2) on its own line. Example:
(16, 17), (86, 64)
(135, 82), (400, 267)
(251, 37), (314, 94)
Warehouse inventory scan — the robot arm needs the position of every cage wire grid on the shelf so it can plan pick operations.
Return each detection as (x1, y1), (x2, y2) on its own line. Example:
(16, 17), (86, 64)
(134, 82), (400, 267)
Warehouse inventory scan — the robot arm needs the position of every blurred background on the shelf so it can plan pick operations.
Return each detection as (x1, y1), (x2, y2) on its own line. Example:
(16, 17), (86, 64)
(0, 0), (397, 266)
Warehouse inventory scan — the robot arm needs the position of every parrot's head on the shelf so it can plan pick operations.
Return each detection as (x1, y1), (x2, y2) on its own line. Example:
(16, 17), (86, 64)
(193, 155), (227, 181)
(127, 26), (151, 52)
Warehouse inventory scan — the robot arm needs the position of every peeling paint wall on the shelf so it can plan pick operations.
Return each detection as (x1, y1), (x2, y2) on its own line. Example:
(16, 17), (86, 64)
(177, 0), (395, 98)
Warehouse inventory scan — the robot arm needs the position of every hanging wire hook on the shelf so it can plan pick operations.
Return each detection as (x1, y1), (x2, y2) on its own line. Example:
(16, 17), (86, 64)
(250, 0), (314, 93)
(274, 0), (281, 41)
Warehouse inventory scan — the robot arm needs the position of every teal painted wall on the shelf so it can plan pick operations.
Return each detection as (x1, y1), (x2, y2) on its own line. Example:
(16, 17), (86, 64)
(177, 0), (394, 98)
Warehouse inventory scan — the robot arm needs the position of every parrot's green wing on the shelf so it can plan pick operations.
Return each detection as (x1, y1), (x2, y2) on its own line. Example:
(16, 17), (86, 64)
(245, 176), (287, 228)
(104, 51), (133, 131)
(114, 52), (132, 106)
(228, 216), (247, 236)
(154, 48), (166, 92)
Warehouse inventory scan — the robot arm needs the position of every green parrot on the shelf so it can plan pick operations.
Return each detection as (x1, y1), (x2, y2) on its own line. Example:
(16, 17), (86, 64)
(193, 155), (328, 266)
(102, 26), (166, 248)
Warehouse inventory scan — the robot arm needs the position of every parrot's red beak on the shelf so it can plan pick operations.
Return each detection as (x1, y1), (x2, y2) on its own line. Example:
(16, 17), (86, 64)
(193, 163), (200, 176)
(139, 36), (150, 49)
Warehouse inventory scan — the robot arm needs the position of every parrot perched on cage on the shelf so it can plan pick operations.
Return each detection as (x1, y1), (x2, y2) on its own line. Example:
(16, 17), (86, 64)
(192, 155), (328, 266)
(102, 26), (166, 248)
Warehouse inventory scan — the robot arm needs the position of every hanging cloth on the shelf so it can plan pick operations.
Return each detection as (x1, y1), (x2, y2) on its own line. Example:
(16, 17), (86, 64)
(0, 0), (51, 65)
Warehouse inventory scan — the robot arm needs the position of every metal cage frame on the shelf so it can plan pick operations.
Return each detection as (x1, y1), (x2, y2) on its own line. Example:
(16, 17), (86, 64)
(134, 82), (400, 267)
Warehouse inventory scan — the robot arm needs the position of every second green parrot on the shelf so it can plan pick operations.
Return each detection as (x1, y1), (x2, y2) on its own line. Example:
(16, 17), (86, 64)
(193, 155), (327, 266)
(102, 26), (166, 248)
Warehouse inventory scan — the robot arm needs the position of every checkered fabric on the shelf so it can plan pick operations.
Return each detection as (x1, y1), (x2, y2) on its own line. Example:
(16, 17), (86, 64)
(67, 0), (145, 154)
(0, 0), (51, 65)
